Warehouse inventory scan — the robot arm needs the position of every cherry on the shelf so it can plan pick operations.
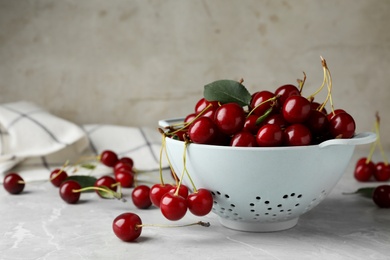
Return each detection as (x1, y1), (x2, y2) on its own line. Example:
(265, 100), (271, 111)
(132, 185), (152, 209)
(119, 157), (134, 168)
(50, 168), (68, 187)
(112, 212), (142, 242)
(274, 84), (300, 107)
(214, 103), (245, 135)
(372, 185), (390, 208)
(187, 189), (213, 216)
(328, 112), (355, 138)
(188, 117), (218, 144)
(256, 124), (283, 147)
(263, 113), (288, 129)
(249, 90), (275, 116)
(354, 158), (375, 182)
(184, 113), (197, 124)
(114, 161), (133, 173)
(374, 162), (390, 182)
(100, 150), (119, 167)
(306, 109), (329, 135)
(160, 192), (188, 221)
(230, 131), (257, 147)
(59, 180), (82, 204)
(149, 183), (173, 207)
(194, 98), (219, 114)
(284, 124), (312, 146)
(327, 109), (346, 121)
(169, 184), (189, 199)
(310, 101), (327, 115)
(95, 175), (118, 198)
(243, 114), (260, 134)
(114, 169), (134, 188)
(3, 173), (25, 194)
(282, 96), (311, 124)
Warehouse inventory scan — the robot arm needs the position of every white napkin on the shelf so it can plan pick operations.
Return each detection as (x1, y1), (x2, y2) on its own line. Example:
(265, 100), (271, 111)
(0, 101), (167, 182)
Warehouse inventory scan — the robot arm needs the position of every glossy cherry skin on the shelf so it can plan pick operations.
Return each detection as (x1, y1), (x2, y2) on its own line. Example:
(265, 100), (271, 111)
(95, 175), (117, 197)
(274, 84), (300, 107)
(230, 131), (257, 147)
(354, 158), (375, 182)
(160, 192), (188, 221)
(328, 112), (355, 138)
(3, 173), (25, 194)
(50, 169), (68, 187)
(310, 101), (327, 115)
(256, 124), (283, 147)
(263, 113), (288, 129)
(374, 162), (390, 182)
(194, 98), (219, 114)
(214, 103), (245, 135)
(59, 180), (81, 204)
(372, 185), (390, 208)
(169, 184), (189, 199)
(284, 124), (312, 146)
(184, 113), (197, 124)
(243, 114), (260, 135)
(282, 96), (311, 124)
(112, 212), (142, 242)
(149, 183), (173, 208)
(306, 109), (329, 135)
(132, 185), (152, 209)
(250, 91), (275, 116)
(114, 169), (134, 188)
(114, 161), (133, 173)
(187, 189), (213, 216)
(188, 117), (218, 144)
(100, 150), (119, 167)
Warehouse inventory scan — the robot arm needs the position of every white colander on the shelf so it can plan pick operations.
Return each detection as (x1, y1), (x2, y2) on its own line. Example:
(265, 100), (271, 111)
(159, 119), (376, 232)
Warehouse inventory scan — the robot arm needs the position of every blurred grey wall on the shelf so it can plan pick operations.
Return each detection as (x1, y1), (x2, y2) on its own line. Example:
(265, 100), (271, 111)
(1, 0), (389, 147)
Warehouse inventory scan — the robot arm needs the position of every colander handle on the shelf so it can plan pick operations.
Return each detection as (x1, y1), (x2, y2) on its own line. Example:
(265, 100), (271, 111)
(318, 132), (376, 148)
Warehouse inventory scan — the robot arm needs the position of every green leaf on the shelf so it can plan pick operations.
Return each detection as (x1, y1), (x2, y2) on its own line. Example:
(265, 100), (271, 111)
(255, 107), (273, 125)
(66, 175), (97, 190)
(96, 185), (116, 199)
(203, 80), (252, 106)
(342, 187), (374, 199)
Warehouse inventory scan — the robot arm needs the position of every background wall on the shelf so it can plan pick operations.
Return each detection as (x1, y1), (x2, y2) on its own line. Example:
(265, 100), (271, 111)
(1, 0), (389, 147)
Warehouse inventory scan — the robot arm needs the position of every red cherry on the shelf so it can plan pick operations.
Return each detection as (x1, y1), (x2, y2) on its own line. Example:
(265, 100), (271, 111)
(230, 131), (257, 147)
(95, 175), (117, 197)
(160, 192), (188, 221)
(243, 114), (260, 134)
(149, 183), (173, 208)
(374, 162), (390, 182)
(132, 185), (152, 209)
(282, 96), (311, 124)
(274, 84), (300, 107)
(263, 113), (288, 129)
(188, 117), (218, 144)
(184, 113), (197, 124)
(114, 161), (133, 173)
(112, 212), (142, 242)
(256, 124), (283, 147)
(328, 112), (355, 138)
(59, 180), (81, 204)
(100, 150), (119, 167)
(354, 158), (375, 182)
(119, 157), (134, 168)
(169, 184), (189, 199)
(310, 101), (327, 115)
(194, 98), (219, 114)
(326, 109), (346, 121)
(250, 91), (275, 116)
(187, 189), (213, 216)
(114, 169), (134, 188)
(50, 169), (68, 187)
(3, 173), (25, 194)
(372, 185), (390, 208)
(306, 109), (329, 135)
(214, 103), (245, 135)
(284, 124), (312, 146)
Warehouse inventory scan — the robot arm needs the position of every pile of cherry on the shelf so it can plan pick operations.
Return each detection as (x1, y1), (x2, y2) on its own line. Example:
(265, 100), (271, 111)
(350, 112), (390, 208)
(165, 58), (356, 148)
(2, 150), (213, 242)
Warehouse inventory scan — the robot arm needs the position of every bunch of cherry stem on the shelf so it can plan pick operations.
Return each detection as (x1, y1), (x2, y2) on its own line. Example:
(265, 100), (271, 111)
(366, 112), (388, 166)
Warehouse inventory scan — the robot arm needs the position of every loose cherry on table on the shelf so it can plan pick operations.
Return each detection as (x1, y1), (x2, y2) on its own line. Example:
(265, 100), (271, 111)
(131, 185), (152, 209)
(112, 212), (210, 242)
(160, 191), (188, 221)
(187, 188), (214, 216)
(99, 150), (119, 167)
(354, 157), (376, 182)
(149, 183), (173, 208)
(3, 172), (25, 194)
(50, 168), (69, 187)
(372, 185), (390, 208)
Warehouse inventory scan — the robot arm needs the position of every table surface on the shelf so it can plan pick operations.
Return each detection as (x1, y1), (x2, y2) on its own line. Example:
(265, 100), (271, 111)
(1, 149), (389, 260)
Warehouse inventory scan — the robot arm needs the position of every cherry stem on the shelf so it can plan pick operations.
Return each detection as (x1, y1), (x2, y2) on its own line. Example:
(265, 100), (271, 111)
(175, 140), (198, 195)
(317, 56), (335, 114)
(157, 131), (167, 186)
(72, 186), (124, 201)
(297, 71), (306, 93)
(247, 95), (279, 117)
(374, 112), (388, 165)
(136, 221), (210, 229)
(49, 160), (69, 181)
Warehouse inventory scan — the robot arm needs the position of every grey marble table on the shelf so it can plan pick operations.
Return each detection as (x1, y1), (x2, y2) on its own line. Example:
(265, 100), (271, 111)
(1, 149), (389, 260)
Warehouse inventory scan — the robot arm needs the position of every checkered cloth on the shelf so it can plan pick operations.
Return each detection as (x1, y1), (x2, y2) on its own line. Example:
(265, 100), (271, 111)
(0, 101), (166, 182)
